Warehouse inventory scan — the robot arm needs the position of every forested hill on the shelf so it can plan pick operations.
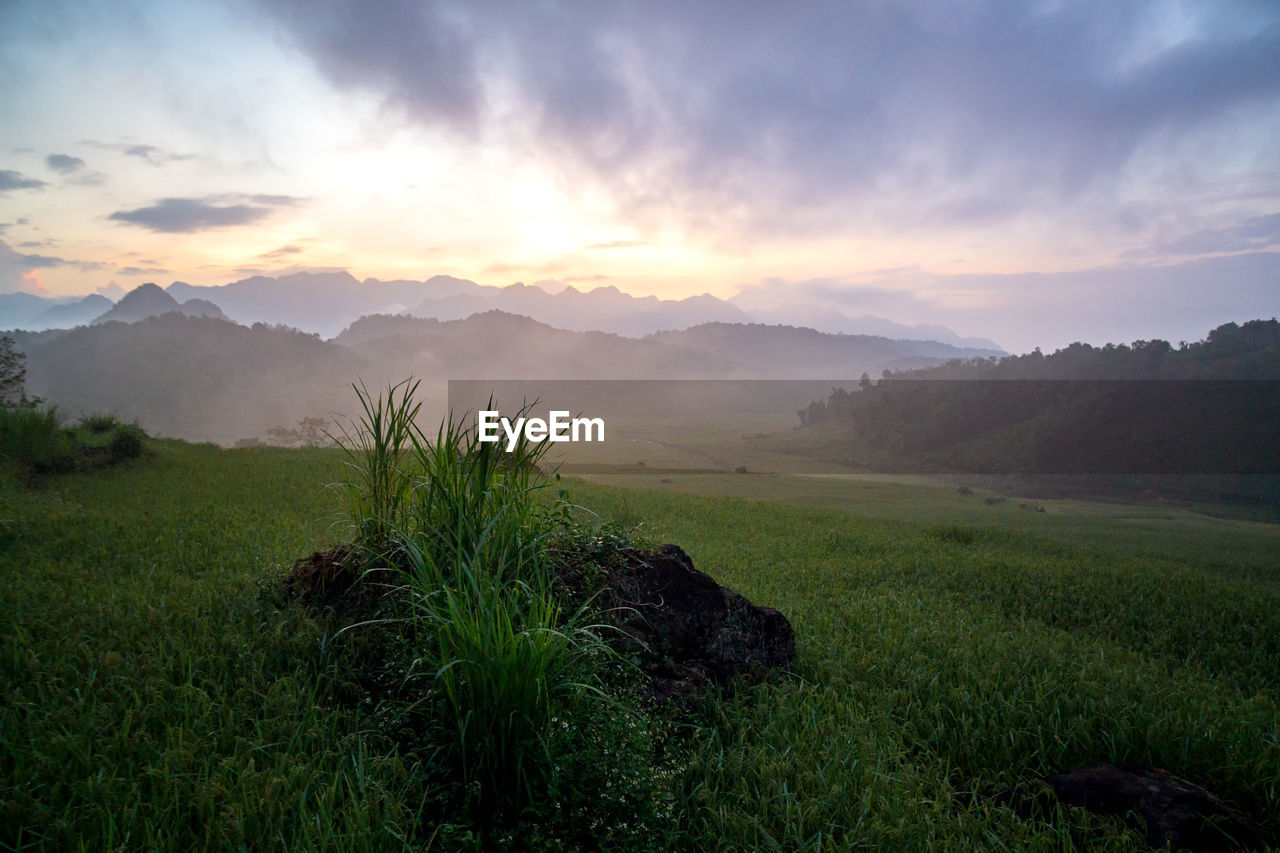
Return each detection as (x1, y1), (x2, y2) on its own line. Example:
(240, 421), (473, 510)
(870, 319), (1280, 381)
(794, 320), (1280, 491)
(19, 314), (382, 443)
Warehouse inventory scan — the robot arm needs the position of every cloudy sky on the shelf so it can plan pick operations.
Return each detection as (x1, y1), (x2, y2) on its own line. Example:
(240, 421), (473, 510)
(1, 0), (1277, 351)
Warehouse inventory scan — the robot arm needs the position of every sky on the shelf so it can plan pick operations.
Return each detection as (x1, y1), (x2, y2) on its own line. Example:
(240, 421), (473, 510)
(1, 0), (1277, 352)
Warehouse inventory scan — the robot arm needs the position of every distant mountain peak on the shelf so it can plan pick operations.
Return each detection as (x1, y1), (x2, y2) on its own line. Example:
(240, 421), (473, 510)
(93, 282), (226, 325)
(106, 283), (178, 312)
(128, 281), (167, 297)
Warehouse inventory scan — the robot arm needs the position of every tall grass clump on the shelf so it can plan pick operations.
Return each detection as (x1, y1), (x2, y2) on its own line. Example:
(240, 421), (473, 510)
(330, 378), (422, 553)
(331, 382), (662, 835)
(405, 401), (552, 585)
(401, 535), (612, 820)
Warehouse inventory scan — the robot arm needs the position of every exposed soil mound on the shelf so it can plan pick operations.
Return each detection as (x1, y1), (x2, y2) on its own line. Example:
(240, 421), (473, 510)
(285, 544), (391, 623)
(286, 541), (796, 704)
(600, 544), (796, 701)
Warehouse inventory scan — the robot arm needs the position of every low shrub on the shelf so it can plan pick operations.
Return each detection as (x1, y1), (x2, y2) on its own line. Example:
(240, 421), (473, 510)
(2, 406), (149, 479)
(79, 412), (119, 433)
(107, 423), (146, 461)
(0, 405), (75, 475)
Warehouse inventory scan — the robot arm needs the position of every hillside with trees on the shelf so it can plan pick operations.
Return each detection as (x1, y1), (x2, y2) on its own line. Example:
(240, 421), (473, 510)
(18, 315), (381, 443)
(794, 320), (1280, 509)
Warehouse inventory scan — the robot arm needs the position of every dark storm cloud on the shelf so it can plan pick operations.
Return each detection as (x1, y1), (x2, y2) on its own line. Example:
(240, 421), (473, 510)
(255, 0), (1280, 232)
(44, 153), (85, 173)
(109, 195), (299, 233)
(0, 169), (47, 192)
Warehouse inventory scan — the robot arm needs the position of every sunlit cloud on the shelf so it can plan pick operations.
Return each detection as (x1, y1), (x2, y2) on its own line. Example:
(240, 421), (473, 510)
(257, 244), (303, 259)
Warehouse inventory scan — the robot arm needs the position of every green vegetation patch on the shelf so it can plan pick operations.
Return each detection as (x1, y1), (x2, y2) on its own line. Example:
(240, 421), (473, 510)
(1, 405), (151, 480)
(3, 420), (1277, 850)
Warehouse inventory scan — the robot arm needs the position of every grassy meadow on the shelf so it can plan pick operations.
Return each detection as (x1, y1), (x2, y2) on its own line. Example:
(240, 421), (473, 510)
(2, 437), (1278, 850)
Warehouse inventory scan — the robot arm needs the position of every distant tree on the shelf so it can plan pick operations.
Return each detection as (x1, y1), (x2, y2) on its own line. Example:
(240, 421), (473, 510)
(265, 425), (302, 446)
(297, 416), (329, 447)
(0, 336), (33, 407)
(266, 416), (331, 447)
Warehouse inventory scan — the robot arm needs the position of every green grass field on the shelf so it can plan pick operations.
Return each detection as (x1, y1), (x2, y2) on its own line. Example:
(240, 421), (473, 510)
(2, 439), (1277, 850)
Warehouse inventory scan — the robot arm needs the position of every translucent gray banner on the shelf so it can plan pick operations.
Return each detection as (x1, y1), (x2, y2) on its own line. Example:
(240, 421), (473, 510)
(448, 379), (1280, 476)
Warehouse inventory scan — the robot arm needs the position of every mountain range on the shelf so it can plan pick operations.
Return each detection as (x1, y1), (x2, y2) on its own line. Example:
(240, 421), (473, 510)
(2, 271), (1002, 349)
(14, 310), (1001, 443)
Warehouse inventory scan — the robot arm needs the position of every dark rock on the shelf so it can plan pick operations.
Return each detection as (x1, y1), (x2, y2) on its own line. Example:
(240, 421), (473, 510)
(287, 545), (360, 600)
(1045, 762), (1262, 852)
(285, 544), (392, 623)
(601, 544), (795, 701)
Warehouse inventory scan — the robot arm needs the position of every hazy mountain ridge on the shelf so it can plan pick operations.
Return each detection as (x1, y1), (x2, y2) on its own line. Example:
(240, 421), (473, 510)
(4, 272), (1000, 349)
(648, 323), (1004, 377)
(336, 311), (746, 379)
(0, 292), (93, 332)
(744, 304), (1004, 350)
(22, 313), (378, 442)
(408, 282), (757, 337)
(338, 312), (996, 379)
(166, 272), (483, 337)
(17, 307), (1001, 442)
(31, 294), (115, 329)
